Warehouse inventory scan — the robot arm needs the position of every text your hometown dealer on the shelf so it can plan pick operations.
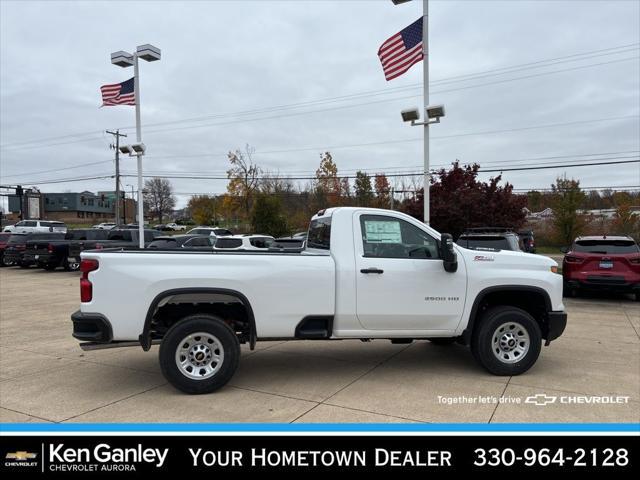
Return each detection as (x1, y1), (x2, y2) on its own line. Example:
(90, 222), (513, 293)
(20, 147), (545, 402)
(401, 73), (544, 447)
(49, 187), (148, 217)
(50, 444), (168, 468)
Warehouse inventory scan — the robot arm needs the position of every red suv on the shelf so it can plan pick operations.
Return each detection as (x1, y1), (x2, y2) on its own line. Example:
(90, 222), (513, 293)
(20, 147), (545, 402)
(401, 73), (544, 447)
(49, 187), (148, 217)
(563, 236), (640, 300)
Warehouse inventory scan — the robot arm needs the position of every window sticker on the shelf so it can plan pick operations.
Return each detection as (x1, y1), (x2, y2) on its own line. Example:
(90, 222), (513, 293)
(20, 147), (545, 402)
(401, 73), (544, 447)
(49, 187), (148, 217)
(364, 220), (402, 243)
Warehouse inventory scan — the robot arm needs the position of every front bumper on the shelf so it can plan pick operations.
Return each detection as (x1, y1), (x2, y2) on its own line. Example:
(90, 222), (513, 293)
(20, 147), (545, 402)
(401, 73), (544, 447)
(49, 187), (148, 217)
(71, 310), (113, 343)
(545, 311), (567, 342)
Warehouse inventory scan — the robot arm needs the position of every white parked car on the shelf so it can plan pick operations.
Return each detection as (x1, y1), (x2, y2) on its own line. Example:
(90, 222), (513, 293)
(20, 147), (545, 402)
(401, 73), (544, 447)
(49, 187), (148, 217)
(186, 227), (233, 237)
(214, 234), (275, 250)
(92, 223), (116, 230)
(166, 223), (187, 231)
(71, 207), (566, 394)
(3, 219), (67, 234)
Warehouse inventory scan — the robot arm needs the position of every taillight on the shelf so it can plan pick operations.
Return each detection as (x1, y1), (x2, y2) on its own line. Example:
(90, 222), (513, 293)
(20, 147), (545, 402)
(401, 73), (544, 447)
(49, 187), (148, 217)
(564, 255), (583, 264)
(629, 257), (640, 264)
(48, 243), (54, 253)
(80, 259), (99, 302)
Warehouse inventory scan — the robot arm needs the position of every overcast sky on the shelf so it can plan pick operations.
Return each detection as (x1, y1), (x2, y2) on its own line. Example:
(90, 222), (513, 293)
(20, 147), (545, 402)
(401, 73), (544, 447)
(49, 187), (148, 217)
(1, 0), (639, 210)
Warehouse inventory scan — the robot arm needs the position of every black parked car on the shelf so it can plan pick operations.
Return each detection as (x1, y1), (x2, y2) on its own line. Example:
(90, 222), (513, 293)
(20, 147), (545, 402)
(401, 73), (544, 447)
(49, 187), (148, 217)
(3, 232), (64, 267)
(456, 227), (523, 252)
(25, 229), (112, 271)
(518, 230), (536, 253)
(148, 234), (215, 250)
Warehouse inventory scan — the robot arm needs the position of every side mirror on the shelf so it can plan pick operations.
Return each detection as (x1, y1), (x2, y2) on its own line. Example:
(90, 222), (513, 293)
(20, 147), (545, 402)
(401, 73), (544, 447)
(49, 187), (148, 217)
(560, 246), (568, 254)
(440, 233), (458, 273)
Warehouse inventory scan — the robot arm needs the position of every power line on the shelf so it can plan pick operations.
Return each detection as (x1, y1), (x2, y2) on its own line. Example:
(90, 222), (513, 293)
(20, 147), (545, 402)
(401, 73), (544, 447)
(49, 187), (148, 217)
(2, 43), (638, 149)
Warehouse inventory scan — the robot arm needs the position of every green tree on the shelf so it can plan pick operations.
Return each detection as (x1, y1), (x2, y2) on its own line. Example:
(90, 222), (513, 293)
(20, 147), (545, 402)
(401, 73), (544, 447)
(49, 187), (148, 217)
(551, 177), (586, 245)
(354, 171), (373, 206)
(251, 194), (288, 237)
(187, 195), (217, 225)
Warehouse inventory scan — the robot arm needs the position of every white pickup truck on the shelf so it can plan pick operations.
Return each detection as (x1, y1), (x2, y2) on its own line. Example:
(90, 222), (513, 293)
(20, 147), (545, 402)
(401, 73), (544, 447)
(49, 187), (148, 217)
(71, 207), (567, 394)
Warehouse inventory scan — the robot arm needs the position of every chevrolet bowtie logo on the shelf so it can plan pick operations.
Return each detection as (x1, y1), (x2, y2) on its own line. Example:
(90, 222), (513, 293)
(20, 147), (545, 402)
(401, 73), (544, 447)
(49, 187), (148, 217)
(525, 393), (557, 406)
(5, 451), (37, 460)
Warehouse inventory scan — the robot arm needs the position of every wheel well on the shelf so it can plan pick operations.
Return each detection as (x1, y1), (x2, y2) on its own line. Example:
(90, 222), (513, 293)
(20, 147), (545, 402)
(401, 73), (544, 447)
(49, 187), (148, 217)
(141, 289), (256, 351)
(463, 287), (551, 343)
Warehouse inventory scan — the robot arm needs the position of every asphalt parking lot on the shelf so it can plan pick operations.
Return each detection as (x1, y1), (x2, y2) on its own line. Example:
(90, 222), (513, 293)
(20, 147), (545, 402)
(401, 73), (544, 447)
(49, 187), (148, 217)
(1, 266), (638, 424)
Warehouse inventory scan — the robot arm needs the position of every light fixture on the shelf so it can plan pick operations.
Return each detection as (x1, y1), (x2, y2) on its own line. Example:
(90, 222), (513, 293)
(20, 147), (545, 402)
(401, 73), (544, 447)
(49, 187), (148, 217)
(119, 145), (133, 155)
(131, 143), (146, 154)
(426, 104), (445, 119)
(111, 51), (134, 68)
(391, 0), (412, 4)
(401, 108), (420, 123)
(136, 44), (161, 62)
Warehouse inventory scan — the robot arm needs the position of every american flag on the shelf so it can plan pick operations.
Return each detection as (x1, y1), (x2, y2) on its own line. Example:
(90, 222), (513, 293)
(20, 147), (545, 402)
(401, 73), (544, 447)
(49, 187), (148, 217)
(378, 17), (424, 81)
(100, 77), (135, 106)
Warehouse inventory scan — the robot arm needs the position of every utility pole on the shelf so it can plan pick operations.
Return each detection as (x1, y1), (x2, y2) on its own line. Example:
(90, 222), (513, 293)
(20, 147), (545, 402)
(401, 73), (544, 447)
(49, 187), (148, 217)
(106, 129), (127, 226)
(422, 0), (429, 224)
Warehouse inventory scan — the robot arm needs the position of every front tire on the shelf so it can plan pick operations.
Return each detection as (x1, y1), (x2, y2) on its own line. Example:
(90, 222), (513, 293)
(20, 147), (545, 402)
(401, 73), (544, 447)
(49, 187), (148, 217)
(471, 306), (541, 376)
(159, 314), (240, 394)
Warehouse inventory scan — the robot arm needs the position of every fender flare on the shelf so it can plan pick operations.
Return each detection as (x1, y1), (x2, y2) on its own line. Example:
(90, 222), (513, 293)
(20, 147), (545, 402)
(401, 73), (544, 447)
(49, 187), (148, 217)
(461, 285), (552, 344)
(139, 287), (257, 351)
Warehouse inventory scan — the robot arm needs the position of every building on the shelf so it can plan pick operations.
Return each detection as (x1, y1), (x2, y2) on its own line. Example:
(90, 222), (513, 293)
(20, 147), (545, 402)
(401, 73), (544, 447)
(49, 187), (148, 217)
(43, 191), (136, 224)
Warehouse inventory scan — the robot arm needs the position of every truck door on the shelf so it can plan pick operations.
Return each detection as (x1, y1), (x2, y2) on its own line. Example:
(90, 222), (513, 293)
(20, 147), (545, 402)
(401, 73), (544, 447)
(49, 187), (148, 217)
(354, 212), (466, 331)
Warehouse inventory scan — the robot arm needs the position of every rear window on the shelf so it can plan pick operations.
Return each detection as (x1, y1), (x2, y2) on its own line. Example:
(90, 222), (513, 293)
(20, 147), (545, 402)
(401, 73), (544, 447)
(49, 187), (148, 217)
(307, 217), (331, 250)
(249, 237), (273, 248)
(216, 238), (243, 249)
(42, 221), (65, 228)
(8, 234), (27, 244)
(149, 239), (177, 249)
(214, 229), (232, 236)
(108, 231), (132, 241)
(457, 236), (512, 250)
(573, 240), (639, 254)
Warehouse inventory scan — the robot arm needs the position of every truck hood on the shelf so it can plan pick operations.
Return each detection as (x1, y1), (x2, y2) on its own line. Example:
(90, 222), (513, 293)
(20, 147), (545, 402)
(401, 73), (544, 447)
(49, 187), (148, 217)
(456, 246), (557, 271)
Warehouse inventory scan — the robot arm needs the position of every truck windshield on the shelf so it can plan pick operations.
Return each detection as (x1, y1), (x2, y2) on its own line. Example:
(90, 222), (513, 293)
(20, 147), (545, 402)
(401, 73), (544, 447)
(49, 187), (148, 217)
(307, 217), (331, 250)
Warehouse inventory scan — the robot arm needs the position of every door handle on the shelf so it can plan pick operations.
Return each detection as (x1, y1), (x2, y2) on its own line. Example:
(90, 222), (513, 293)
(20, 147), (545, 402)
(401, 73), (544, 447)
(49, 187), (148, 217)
(360, 267), (384, 274)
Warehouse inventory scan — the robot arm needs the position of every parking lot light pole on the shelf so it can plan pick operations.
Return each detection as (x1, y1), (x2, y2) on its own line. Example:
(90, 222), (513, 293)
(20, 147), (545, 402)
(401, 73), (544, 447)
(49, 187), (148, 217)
(111, 44), (161, 248)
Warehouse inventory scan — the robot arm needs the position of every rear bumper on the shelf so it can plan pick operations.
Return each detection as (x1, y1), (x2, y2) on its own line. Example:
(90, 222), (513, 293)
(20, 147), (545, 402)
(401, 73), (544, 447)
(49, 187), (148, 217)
(565, 278), (640, 293)
(545, 311), (567, 342)
(71, 310), (113, 343)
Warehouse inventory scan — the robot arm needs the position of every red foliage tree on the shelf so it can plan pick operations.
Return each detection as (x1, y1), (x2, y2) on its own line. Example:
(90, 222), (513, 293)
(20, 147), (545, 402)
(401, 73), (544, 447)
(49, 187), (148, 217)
(402, 162), (527, 239)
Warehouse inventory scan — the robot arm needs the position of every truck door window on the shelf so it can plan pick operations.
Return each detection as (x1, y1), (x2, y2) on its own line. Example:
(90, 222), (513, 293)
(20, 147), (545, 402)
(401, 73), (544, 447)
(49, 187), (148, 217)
(360, 215), (439, 259)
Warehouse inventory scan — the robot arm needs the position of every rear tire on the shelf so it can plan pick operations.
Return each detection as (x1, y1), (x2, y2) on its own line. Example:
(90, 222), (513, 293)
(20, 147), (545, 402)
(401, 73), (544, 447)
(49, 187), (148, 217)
(64, 258), (80, 271)
(471, 306), (541, 376)
(159, 314), (240, 394)
(43, 263), (57, 271)
(427, 337), (457, 346)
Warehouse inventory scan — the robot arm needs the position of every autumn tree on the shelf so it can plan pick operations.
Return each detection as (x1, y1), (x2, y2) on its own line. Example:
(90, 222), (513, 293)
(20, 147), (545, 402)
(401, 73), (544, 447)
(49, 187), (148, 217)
(225, 144), (261, 220)
(551, 177), (587, 245)
(402, 162), (526, 239)
(374, 174), (391, 208)
(315, 152), (341, 205)
(188, 195), (217, 225)
(354, 171), (373, 206)
(143, 177), (176, 223)
(612, 202), (639, 237)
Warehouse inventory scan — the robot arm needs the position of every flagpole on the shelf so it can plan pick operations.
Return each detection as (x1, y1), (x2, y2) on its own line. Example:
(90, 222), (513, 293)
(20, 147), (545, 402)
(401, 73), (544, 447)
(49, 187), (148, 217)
(134, 52), (145, 249)
(423, 0), (429, 225)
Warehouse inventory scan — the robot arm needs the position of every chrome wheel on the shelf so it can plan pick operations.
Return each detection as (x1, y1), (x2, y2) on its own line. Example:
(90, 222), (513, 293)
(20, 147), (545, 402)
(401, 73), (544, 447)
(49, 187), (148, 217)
(174, 332), (224, 380)
(492, 321), (530, 364)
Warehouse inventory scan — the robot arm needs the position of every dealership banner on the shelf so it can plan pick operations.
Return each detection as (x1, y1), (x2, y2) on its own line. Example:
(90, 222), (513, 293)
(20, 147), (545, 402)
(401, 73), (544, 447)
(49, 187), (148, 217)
(1, 434), (636, 475)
